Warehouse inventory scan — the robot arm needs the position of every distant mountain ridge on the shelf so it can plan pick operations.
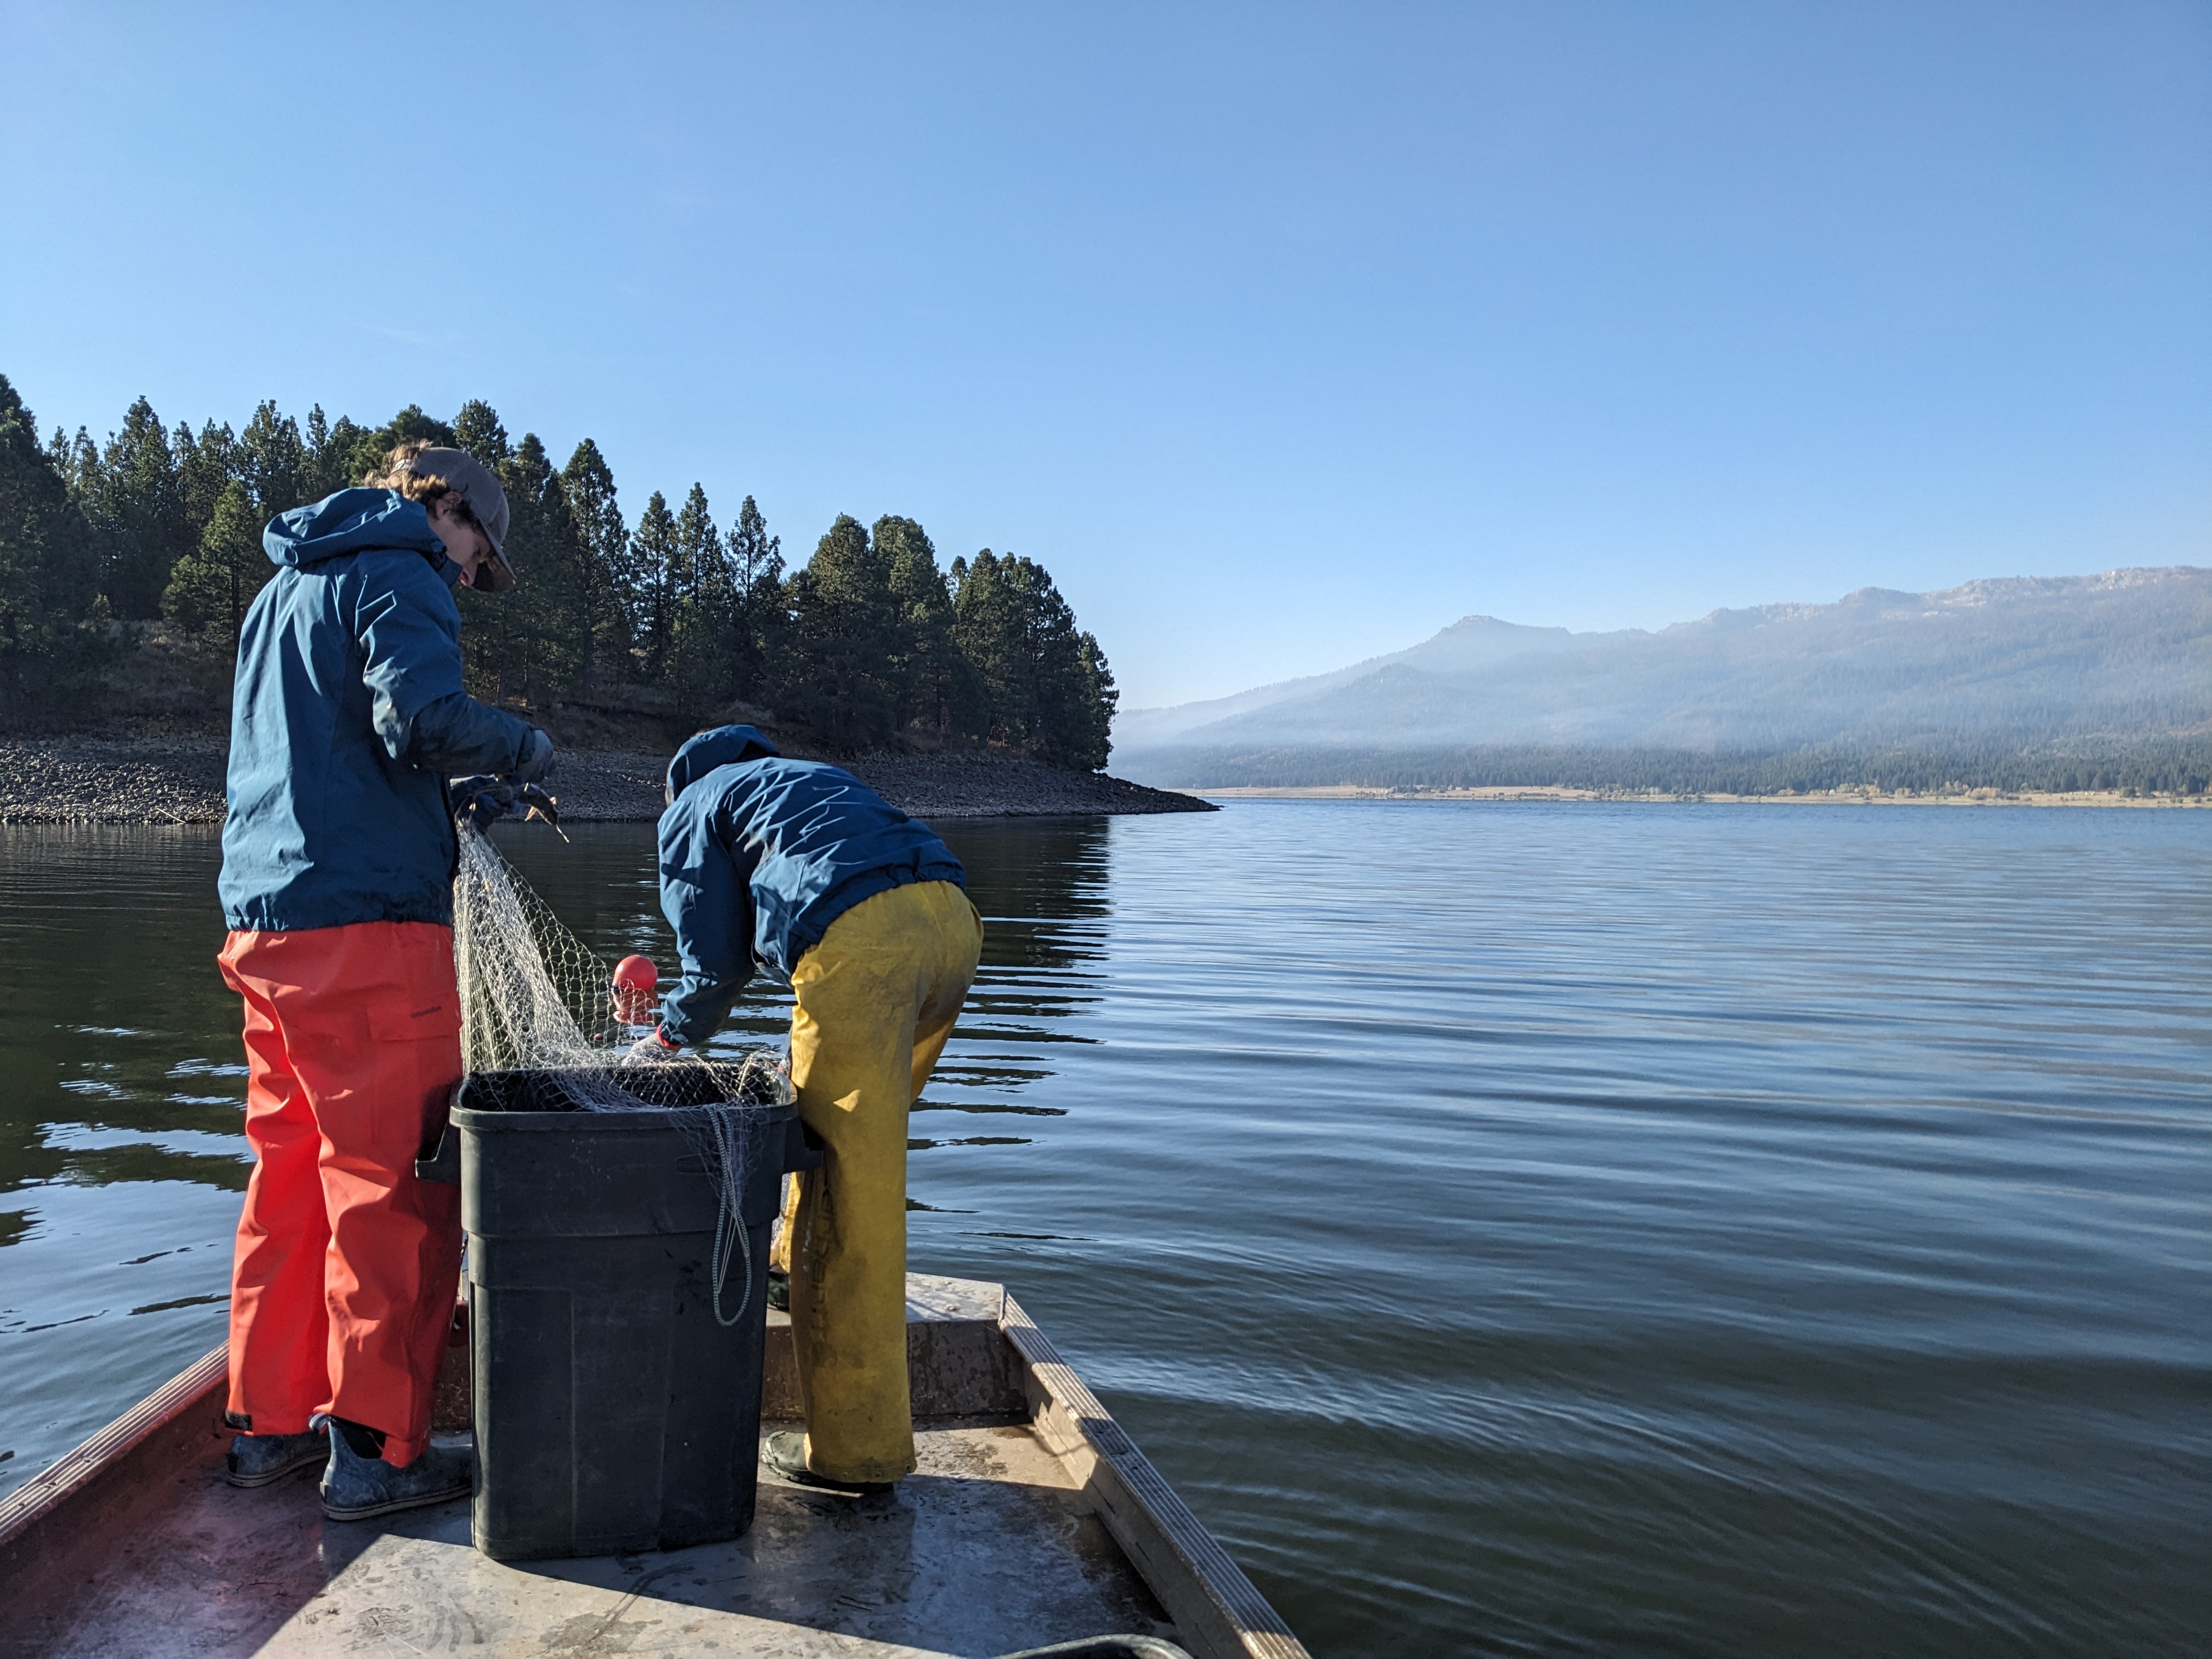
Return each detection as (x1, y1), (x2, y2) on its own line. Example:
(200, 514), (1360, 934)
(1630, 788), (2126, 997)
(1116, 566), (2211, 788)
(1114, 614), (1616, 749)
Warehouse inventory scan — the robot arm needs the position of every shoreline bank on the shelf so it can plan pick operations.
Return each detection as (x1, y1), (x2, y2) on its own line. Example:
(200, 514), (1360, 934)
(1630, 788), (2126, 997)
(0, 738), (1216, 826)
(1192, 784), (2207, 808)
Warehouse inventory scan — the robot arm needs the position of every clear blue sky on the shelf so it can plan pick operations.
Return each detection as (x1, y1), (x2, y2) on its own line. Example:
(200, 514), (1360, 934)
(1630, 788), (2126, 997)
(3, 2), (2205, 709)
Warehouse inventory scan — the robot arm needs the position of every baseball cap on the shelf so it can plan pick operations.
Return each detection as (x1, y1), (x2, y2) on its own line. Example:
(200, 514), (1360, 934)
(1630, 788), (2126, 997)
(396, 445), (516, 592)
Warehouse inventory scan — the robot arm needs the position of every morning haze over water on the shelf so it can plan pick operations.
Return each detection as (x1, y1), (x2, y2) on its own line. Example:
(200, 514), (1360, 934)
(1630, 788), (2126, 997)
(4, 804), (2205, 1654)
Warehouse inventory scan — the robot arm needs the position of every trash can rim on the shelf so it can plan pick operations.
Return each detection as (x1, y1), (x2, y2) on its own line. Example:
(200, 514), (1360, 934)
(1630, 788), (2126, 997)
(452, 1101), (798, 1133)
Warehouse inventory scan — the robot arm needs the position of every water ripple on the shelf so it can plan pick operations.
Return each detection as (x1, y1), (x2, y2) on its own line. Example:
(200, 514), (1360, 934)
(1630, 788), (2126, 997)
(1, 807), (2205, 1657)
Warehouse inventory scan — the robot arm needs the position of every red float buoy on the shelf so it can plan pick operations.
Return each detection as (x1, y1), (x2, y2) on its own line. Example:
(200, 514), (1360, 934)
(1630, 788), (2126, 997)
(611, 954), (658, 1024)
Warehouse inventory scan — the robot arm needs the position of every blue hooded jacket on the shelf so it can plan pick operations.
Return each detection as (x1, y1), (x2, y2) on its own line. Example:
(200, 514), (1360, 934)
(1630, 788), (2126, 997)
(656, 726), (968, 1046)
(218, 488), (539, 933)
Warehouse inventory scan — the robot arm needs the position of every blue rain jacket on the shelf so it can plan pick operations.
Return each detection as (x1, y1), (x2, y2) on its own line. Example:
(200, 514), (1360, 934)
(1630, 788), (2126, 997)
(656, 726), (967, 1046)
(218, 488), (539, 933)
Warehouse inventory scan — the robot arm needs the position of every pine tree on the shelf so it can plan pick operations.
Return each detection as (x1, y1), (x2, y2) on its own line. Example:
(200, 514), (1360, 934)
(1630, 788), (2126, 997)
(174, 420), (239, 553)
(48, 426), (100, 498)
(458, 431), (584, 704)
(1071, 630), (1118, 770)
(47, 427), (108, 611)
(352, 405), (457, 483)
(670, 485), (717, 608)
(304, 407), (332, 493)
(379, 404), (459, 449)
(304, 408), (376, 495)
(726, 495), (786, 704)
(951, 549), (1116, 769)
(453, 400), (511, 466)
(628, 491), (679, 681)
(531, 435), (596, 699)
(950, 550), (1012, 742)
(874, 515), (973, 738)
(668, 484), (733, 716)
(0, 374), (103, 715)
(560, 439), (628, 692)
(162, 479), (268, 641)
(782, 514), (902, 749)
(87, 398), (188, 619)
(236, 402), (306, 517)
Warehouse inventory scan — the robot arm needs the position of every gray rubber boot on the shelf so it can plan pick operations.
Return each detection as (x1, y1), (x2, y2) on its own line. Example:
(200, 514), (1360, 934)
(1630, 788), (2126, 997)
(225, 1426), (329, 1488)
(318, 1419), (474, 1521)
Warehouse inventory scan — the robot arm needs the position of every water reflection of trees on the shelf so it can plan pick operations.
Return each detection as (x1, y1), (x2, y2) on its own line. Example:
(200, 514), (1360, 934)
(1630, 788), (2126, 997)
(0, 828), (247, 1201)
(495, 817), (1115, 1131)
(921, 817), (1110, 1132)
(0, 816), (1115, 1218)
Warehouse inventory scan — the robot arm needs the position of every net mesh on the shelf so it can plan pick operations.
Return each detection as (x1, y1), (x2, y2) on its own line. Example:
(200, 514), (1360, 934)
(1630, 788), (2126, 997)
(453, 821), (789, 1323)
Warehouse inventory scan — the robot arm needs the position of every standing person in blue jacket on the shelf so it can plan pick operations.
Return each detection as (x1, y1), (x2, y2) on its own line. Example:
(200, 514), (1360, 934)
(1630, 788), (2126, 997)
(637, 725), (983, 1492)
(216, 444), (554, 1519)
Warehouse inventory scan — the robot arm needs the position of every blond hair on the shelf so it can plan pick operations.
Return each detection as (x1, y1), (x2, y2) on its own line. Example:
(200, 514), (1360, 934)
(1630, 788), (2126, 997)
(364, 439), (454, 503)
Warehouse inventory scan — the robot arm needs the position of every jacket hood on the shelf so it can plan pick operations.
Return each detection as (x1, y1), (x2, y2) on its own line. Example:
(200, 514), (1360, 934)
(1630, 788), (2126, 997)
(264, 488), (452, 574)
(666, 725), (782, 800)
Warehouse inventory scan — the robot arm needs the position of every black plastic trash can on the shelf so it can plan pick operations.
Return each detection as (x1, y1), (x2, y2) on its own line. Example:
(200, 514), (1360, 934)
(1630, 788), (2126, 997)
(426, 1064), (819, 1561)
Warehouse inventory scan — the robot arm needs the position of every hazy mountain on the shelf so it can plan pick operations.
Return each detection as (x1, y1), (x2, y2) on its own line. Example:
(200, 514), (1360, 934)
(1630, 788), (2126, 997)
(1118, 567), (2211, 782)
(1113, 615), (1624, 749)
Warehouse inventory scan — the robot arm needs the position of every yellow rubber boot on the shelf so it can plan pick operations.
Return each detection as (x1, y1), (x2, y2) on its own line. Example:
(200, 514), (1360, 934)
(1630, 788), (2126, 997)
(782, 879), (982, 1485)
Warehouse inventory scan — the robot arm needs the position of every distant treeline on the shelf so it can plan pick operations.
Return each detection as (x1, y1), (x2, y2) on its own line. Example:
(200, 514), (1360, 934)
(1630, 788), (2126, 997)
(1131, 739), (2212, 796)
(0, 375), (1116, 768)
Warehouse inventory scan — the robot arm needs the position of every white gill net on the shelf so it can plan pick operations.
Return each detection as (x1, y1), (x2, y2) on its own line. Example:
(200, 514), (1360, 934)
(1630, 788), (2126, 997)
(452, 821), (791, 1323)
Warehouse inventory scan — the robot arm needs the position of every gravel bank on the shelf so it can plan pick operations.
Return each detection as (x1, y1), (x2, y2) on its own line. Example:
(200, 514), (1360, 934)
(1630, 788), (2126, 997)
(0, 738), (1215, 825)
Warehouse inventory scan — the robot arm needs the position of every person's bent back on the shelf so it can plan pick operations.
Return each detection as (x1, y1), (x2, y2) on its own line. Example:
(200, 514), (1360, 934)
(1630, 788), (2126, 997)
(645, 725), (981, 1491)
(652, 726), (967, 1046)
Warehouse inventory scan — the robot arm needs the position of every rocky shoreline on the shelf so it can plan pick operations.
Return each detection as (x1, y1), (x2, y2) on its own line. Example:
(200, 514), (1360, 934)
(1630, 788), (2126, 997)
(0, 738), (1216, 826)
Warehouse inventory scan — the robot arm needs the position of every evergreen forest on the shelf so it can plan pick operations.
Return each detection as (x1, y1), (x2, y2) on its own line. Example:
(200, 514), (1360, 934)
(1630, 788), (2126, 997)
(0, 374), (1117, 769)
(1129, 738), (2212, 798)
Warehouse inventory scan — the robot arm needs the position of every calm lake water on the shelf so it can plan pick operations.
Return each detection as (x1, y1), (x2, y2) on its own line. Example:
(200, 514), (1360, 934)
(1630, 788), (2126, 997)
(2, 802), (2207, 1656)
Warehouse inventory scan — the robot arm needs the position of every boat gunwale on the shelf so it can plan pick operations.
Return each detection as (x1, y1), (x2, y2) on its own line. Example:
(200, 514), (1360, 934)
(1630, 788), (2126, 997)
(0, 1344), (228, 1594)
(1001, 1290), (1309, 1659)
(0, 1278), (1310, 1659)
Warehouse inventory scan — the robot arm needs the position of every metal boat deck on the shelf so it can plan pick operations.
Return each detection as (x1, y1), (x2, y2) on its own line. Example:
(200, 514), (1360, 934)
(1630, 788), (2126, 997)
(0, 1277), (1308, 1659)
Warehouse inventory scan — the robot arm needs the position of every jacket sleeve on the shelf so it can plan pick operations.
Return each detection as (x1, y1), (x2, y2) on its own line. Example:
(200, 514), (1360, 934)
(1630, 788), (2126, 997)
(657, 798), (757, 1047)
(353, 556), (535, 775)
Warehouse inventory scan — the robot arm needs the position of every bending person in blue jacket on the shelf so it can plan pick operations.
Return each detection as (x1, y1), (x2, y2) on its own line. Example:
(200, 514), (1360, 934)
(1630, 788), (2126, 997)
(639, 725), (983, 1492)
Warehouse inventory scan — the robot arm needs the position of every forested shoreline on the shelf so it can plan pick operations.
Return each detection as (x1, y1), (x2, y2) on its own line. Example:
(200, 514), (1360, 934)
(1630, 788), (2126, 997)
(1124, 738), (2212, 797)
(0, 375), (1116, 768)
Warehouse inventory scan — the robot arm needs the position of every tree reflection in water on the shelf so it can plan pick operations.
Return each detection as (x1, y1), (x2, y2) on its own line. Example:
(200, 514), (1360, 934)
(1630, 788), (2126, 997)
(486, 815), (1114, 1157)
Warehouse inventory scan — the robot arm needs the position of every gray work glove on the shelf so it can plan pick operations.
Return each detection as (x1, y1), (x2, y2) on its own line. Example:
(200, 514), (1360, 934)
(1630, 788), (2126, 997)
(512, 727), (557, 785)
(625, 1028), (685, 1065)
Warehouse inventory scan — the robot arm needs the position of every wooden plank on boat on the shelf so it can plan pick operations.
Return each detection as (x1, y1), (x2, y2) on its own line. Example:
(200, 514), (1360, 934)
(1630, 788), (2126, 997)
(1002, 1293), (1310, 1659)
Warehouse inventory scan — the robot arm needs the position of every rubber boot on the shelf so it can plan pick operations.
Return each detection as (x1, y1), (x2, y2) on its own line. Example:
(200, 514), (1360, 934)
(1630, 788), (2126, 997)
(225, 1425), (329, 1488)
(317, 1415), (473, 1521)
(762, 1429), (894, 1494)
